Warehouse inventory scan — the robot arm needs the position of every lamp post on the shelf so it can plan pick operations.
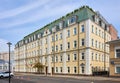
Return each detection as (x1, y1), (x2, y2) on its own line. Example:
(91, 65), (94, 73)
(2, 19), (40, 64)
(7, 42), (12, 83)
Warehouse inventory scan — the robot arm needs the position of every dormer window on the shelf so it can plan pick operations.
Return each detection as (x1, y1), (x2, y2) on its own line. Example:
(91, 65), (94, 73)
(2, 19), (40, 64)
(25, 40), (28, 44)
(99, 20), (102, 26)
(43, 29), (50, 36)
(46, 31), (47, 34)
(68, 16), (77, 26)
(59, 21), (63, 29)
(52, 26), (57, 32)
(92, 15), (95, 22)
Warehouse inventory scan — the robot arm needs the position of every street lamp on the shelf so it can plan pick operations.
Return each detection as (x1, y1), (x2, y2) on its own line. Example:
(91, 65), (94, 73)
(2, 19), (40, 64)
(7, 42), (12, 83)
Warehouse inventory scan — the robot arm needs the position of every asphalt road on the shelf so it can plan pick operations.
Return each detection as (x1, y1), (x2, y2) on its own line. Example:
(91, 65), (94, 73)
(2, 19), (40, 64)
(0, 75), (120, 83)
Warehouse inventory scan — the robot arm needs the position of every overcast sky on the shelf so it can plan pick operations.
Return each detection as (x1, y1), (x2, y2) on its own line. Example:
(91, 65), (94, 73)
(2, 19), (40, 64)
(0, 0), (120, 52)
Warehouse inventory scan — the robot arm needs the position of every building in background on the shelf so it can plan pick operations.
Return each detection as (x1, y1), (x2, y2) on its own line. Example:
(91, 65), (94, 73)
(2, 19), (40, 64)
(109, 24), (118, 40)
(0, 59), (8, 72)
(0, 51), (14, 72)
(15, 6), (113, 75)
(108, 39), (120, 76)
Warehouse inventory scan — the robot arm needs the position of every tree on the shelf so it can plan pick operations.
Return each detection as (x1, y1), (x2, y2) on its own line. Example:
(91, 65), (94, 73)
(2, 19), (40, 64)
(33, 62), (44, 74)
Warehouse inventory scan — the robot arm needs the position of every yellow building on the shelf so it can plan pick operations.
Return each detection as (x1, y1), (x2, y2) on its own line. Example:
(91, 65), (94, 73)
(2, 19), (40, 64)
(108, 39), (120, 76)
(15, 6), (111, 75)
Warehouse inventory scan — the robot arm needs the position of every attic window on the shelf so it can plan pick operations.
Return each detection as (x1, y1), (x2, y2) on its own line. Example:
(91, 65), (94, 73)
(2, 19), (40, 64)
(46, 31), (47, 34)
(59, 22), (63, 29)
(68, 16), (77, 25)
(92, 15), (95, 21)
(99, 20), (102, 26)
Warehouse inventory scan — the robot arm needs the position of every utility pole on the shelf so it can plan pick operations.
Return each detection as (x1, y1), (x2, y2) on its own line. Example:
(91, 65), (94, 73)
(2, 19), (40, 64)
(7, 42), (12, 83)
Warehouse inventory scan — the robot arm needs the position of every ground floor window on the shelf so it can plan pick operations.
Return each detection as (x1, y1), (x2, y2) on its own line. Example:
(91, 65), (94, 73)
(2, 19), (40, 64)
(74, 67), (77, 73)
(60, 67), (62, 73)
(56, 67), (58, 73)
(67, 67), (70, 73)
(115, 65), (120, 73)
(81, 66), (85, 73)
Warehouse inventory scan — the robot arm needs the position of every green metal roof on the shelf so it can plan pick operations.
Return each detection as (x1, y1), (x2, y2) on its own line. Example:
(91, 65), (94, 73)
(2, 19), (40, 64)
(17, 6), (97, 44)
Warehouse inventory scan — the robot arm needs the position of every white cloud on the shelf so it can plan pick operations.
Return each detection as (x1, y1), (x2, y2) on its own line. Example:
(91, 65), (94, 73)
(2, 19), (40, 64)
(0, 0), (51, 19)
(0, 1), (80, 28)
(0, 39), (14, 52)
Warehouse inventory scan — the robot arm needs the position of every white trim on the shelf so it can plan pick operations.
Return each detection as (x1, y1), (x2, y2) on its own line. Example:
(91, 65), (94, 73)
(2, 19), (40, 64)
(115, 65), (120, 73)
(85, 19), (91, 75)
(114, 46), (120, 58)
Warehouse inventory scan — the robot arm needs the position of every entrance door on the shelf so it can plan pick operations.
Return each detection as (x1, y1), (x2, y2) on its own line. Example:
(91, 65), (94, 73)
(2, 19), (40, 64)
(52, 67), (54, 74)
(45, 66), (48, 74)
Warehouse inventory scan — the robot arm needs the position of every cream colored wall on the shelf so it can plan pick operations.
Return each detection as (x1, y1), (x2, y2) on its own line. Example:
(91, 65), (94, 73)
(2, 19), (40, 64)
(15, 19), (111, 74)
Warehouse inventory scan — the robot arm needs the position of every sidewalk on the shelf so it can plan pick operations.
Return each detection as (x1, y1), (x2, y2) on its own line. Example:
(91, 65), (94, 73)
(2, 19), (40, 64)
(15, 73), (120, 82)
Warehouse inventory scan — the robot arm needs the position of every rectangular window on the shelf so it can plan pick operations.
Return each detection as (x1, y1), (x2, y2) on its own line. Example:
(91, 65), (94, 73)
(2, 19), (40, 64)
(67, 30), (70, 37)
(81, 66), (85, 73)
(59, 22), (63, 28)
(60, 55), (62, 62)
(74, 40), (77, 48)
(116, 66), (120, 73)
(81, 25), (85, 32)
(81, 53), (85, 60)
(81, 39), (85, 46)
(60, 67), (62, 72)
(52, 46), (54, 52)
(96, 27), (97, 35)
(74, 28), (77, 35)
(74, 67), (77, 73)
(46, 48), (47, 53)
(60, 44), (62, 50)
(99, 30), (101, 37)
(52, 36), (54, 42)
(92, 39), (94, 47)
(68, 16), (76, 25)
(96, 54), (98, 61)
(92, 25), (94, 33)
(116, 49), (120, 58)
(68, 67), (70, 73)
(56, 56), (58, 62)
(67, 42), (70, 49)
(67, 54), (70, 61)
(74, 53), (77, 60)
(71, 17), (76, 23)
(56, 45), (58, 51)
(56, 67), (58, 73)
(60, 33), (62, 39)
(92, 53), (94, 60)
(56, 34), (58, 41)
(52, 56), (54, 62)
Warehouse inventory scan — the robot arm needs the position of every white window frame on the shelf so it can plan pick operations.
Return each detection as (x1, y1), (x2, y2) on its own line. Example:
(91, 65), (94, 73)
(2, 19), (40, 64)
(114, 46), (120, 58)
(115, 65), (120, 73)
(73, 53), (77, 61)
(81, 25), (85, 32)
(74, 40), (77, 48)
(73, 28), (77, 35)
(67, 30), (70, 37)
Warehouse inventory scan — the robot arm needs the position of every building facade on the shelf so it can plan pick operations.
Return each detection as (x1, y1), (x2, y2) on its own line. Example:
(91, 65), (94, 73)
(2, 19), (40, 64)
(108, 39), (120, 76)
(0, 51), (14, 72)
(109, 24), (118, 40)
(0, 59), (8, 72)
(15, 6), (111, 75)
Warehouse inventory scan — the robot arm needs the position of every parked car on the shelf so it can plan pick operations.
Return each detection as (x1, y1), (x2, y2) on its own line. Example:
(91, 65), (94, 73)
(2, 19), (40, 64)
(0, 71), (14, 78)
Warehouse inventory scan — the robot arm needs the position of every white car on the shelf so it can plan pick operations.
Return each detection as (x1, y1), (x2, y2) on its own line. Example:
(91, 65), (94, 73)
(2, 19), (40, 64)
(0, 71), (14, 78)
